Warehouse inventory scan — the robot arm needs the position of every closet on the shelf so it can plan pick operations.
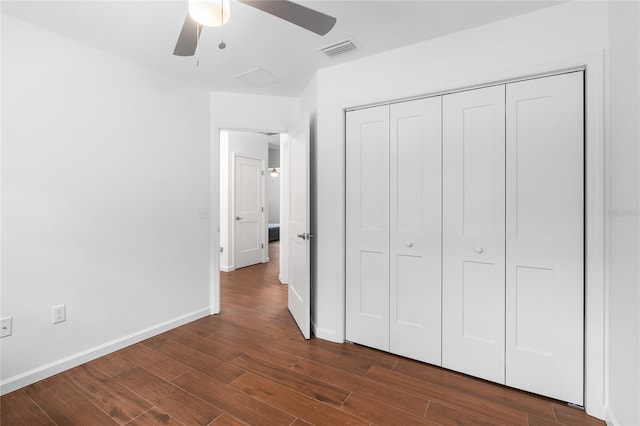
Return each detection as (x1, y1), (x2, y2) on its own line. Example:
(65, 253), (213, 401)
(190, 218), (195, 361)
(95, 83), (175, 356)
(346, 71), (584, 405)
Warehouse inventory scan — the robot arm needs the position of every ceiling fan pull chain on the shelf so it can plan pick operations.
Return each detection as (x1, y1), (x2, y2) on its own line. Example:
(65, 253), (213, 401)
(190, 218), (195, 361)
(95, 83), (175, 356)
(219, 0), (226, 49)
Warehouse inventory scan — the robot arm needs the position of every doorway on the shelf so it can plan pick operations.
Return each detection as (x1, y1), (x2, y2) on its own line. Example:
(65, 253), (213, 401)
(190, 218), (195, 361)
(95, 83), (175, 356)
(218, 130), (284, 307)
(212, 113), (310, 340)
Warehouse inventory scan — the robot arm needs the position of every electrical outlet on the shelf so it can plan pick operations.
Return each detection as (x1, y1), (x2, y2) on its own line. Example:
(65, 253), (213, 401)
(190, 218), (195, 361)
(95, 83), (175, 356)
(52, 305), (66, 324)
(198, 207), (209, 219)
(0, 317), (12, 337)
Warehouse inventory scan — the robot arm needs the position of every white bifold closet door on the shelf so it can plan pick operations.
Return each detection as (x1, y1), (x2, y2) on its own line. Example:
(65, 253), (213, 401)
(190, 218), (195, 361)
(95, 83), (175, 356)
(346, 105), (390, 352)
(346, 98), (442, 363)
(347, 71), (583, 404)
(443, 72), (584, 404)
(389, 98), (442, 364)
(442, 85), (507, 384)
(505, 72), (584, 405)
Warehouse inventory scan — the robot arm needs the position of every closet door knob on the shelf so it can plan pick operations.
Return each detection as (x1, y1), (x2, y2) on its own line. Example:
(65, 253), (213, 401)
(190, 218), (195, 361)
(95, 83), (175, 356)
(406, 242), (413, 248)
(475, 247), (484, 254)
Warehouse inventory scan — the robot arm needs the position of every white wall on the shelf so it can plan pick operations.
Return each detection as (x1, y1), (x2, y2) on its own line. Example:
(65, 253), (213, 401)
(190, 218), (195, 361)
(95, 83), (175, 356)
(268, 148), (280, 224)
(267, 172), (280, 224)
(269, 147), (280, 168)
(210, 92), (300, 133)
(209, 92), (299, 312)
(606, 2), (640, 425)
(312, 1), (638, 423)
(1, 14), (211, 393)
(219, 131), (269, 271)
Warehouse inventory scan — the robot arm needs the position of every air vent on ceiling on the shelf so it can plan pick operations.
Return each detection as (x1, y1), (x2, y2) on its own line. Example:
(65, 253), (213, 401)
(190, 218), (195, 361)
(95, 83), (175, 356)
(319, 39), (358, 58)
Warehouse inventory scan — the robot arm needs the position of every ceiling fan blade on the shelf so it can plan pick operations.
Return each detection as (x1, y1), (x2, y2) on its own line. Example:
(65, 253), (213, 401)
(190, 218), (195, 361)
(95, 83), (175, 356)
(173, 13), (202, 56)
(238, 0), (336, 36)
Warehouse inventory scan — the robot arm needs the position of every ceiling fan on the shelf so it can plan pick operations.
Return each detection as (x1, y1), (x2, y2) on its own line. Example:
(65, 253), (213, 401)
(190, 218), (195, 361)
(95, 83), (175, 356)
(174, 0), (337, 56)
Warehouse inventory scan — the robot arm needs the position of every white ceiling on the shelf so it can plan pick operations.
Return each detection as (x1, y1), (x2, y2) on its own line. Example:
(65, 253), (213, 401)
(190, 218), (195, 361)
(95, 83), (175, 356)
(1, 0), (563, 97)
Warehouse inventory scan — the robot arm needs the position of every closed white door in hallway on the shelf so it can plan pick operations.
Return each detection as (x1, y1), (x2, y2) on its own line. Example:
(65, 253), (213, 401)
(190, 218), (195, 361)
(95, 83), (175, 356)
(234, 155), (264, 269)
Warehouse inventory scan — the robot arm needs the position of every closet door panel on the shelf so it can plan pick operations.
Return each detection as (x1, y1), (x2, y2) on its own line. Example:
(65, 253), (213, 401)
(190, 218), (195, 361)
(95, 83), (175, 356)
(505, 72), (584, 405)
(346, 105), (390, 351)
(389, 97), (442, 365)
(442, 85), (506, 384)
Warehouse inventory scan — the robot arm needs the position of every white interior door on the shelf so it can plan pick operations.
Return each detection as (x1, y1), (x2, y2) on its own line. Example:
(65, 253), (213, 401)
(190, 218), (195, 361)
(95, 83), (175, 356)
(287, 113), (311, 339)
(234, 155), (263, 269)
(346, 105), (390, 351)
(505, 72), (584, 405)
(389, 98), (442, 364)
(442, 85), (506, 384)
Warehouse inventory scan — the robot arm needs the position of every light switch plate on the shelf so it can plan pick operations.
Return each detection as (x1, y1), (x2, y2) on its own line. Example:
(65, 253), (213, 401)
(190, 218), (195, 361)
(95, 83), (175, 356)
(1, 316), (12, 337)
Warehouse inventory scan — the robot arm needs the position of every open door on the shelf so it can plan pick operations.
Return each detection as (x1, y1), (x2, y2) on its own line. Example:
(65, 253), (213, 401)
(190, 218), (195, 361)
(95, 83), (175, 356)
(287, 113), (311, 339)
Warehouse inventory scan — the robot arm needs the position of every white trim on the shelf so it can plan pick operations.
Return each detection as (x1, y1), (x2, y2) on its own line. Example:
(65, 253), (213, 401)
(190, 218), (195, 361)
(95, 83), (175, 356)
(583, 51), (607, 422)
(605, 405), (621, 426)
(220, 265), (235, 272)
(339, 51), (606, 419)
(0, 308), (210, 395)
(209, 123), (220, 315)
(280, 135), (291, 286)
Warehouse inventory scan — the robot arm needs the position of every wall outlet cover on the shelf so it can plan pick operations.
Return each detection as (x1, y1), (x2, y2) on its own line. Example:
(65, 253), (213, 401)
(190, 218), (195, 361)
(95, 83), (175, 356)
(52, 305), (66, 324)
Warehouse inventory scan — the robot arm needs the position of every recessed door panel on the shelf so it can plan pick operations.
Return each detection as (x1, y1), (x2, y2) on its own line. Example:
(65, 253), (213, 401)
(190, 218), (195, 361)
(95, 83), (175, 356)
(442, 85), (506, 384)
(394, 254), (425, 326)
(360, 121), (385, 231)
(515, 266), (554, 355)
(505, 72), (584, 405)
(346, 105), (390, 352)
(395, 116), (424, 232)
(462, 261), (501, 344)
(462, 105), (499, 237)
(360, 251), (386, 318)
(389, 97), (442, 365)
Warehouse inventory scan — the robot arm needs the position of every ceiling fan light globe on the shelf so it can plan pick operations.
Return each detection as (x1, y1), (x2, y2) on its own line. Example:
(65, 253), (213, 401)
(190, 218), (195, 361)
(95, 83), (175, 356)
(189, 0), (230, 27)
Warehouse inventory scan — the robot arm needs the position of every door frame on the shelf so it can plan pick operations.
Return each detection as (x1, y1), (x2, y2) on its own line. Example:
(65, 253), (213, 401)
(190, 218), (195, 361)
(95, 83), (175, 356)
(340, 51), (605, 418)
(210, 126), (289, 314)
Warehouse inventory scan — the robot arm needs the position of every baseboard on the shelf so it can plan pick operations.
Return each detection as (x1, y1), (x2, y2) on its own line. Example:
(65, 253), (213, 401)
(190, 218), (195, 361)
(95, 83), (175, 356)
(262, 257), (270, 263)
(604, 404), (621, 426)
(0, 308), (210, 396)
(220, 265), (235, 272)
(279, 274), (287, 284)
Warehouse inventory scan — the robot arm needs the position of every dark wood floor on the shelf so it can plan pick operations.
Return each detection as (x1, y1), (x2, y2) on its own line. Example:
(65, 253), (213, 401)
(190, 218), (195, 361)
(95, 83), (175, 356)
(1, 241), (604, 425)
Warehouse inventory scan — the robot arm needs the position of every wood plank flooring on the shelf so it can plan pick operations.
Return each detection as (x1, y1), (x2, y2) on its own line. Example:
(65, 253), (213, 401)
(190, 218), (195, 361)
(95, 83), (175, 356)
(1, 242), (604, 425)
